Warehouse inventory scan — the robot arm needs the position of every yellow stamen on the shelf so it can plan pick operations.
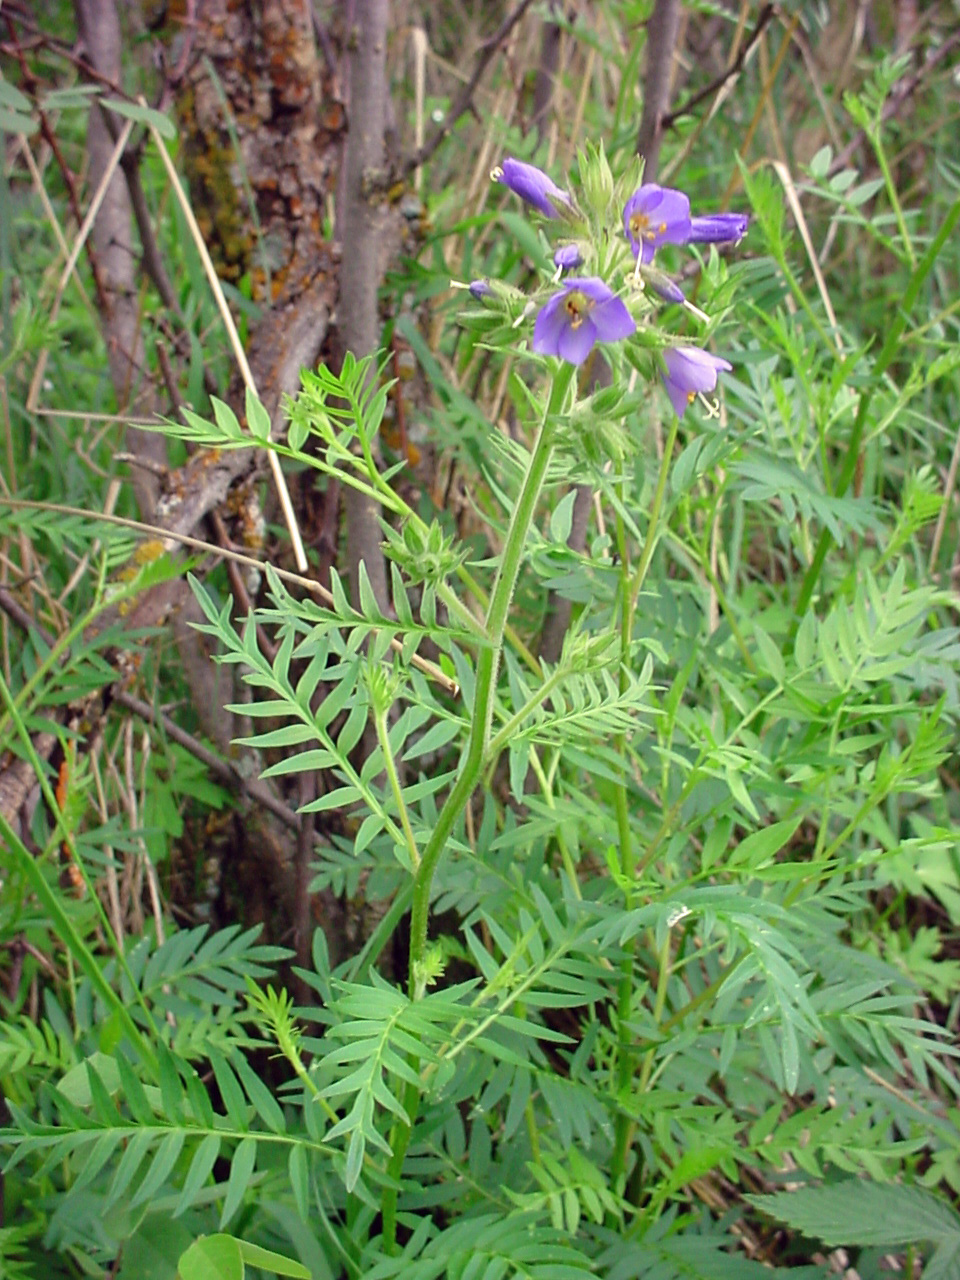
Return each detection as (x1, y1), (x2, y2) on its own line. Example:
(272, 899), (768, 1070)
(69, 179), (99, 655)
(563, 290), (593, 330)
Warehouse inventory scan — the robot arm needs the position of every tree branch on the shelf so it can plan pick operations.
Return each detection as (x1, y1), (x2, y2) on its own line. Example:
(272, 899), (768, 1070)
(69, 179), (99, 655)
(636, 0), (683, 168)
(660, 3), (774, 131)
(396, 0), (539, 182)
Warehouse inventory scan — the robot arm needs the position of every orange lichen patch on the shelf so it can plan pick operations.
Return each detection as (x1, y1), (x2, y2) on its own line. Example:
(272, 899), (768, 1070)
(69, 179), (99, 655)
(134, 539), (168, 566)
(322, 101), (345, 132)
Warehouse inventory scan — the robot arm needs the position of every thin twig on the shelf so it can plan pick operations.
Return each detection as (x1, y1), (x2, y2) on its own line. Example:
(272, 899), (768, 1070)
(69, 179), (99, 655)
(26, 116), (135, 413)
(661, 3), (774, 130)
(0, 499), (459, 693)
(144, 116), (310, 575)
(395, 0), (540, 183)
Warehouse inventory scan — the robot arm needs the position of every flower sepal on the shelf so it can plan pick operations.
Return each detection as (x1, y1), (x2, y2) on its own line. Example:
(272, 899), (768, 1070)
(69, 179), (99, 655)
(382, 517), (467, 586)
(577, 139), (615, 221)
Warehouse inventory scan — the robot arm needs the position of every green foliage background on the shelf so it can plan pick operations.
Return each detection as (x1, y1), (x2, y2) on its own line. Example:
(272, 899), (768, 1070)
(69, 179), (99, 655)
(2, 4), (960, 1279)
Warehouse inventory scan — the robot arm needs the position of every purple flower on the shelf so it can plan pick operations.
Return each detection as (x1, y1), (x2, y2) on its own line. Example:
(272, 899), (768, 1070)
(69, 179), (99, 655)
(662, 347), (732, 418)
(687, 212), (749, 246)
(469, 279), (491, 301)
(553, 244), (583, 271)
(623, 185), (691, 263)
(640, 265), (685, 305)
(532, 277), (635, 366)
(493, 157), (570, 218)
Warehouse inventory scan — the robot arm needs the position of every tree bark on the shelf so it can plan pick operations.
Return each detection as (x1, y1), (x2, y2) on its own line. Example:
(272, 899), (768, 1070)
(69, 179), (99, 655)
(531, 0), (563, 146)
(636, 0), (683, 171)
(336, 0), (392, 613)
(74, 0), (167, 520)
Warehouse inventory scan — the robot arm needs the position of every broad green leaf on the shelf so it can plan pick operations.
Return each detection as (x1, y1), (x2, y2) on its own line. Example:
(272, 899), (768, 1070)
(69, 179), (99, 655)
(179, 1234), (243, 1280)
(729, 816), (803, 870)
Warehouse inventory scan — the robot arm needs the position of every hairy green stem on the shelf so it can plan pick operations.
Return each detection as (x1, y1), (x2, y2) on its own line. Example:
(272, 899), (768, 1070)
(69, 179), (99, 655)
(407, 362), (574, 991)
(380, 361), (574, 1250)
(610, 413), (679, 1192)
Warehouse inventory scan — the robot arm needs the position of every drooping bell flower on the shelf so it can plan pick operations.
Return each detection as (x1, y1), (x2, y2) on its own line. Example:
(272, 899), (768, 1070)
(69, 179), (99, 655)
(687, 212), (749, 246)
(662, 346), (732, 418)
(553, 244), (584, 271)
(532, 277), (635, 366)
(492, 157), (571, 218)
(623, 185), (692, 263)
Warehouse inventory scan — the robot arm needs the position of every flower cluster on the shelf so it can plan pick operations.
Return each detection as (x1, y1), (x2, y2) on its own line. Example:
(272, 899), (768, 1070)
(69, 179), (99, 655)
(490, 156), (746, 415)
(623, 185), (748, 263)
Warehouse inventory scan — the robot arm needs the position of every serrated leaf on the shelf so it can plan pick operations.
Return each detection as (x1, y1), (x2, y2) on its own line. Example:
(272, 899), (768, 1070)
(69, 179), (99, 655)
(749, 1180), (960, 1248)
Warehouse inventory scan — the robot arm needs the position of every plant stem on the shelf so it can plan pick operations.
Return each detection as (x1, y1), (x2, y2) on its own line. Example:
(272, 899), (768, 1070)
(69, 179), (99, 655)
(407, 362), (574, 993)
(610, 412), (679, 1192)
(380, 360), (574, 1251)
(373, 707), (420, 871)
